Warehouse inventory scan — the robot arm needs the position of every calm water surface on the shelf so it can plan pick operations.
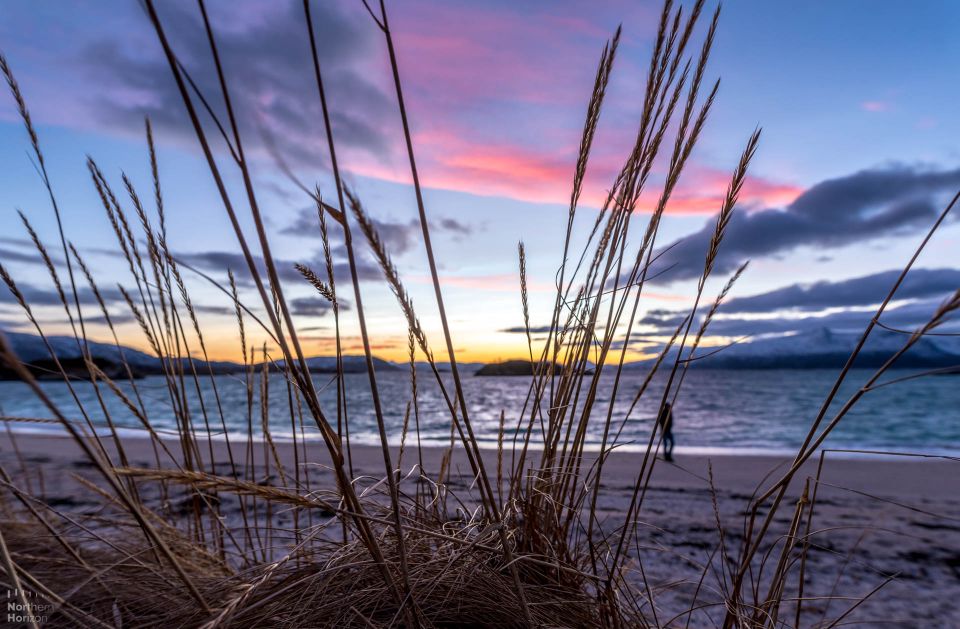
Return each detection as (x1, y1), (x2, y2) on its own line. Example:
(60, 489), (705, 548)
(0, 369), (957, 455)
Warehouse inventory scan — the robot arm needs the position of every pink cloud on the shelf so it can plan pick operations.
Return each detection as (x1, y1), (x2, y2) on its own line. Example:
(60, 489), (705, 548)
(346, 126), (597, 205)
(348, 137), (802, 214)
(412, 272), (551, 293)
(740, 176), (804, 207)
(861, 100), (890, 112)
(642, 167), (804, 215)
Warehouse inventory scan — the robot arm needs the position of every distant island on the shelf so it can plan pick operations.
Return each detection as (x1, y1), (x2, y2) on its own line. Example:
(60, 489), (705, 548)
(475, 360), (563, 376)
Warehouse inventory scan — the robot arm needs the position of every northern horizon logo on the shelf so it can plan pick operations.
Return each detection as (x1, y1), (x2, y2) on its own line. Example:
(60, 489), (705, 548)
(6, 588), (51, 625)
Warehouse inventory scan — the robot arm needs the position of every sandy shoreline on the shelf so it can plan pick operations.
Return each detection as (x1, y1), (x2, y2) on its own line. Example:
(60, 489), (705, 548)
(1, 432), (958, 624)
(2, 430), (956, 496)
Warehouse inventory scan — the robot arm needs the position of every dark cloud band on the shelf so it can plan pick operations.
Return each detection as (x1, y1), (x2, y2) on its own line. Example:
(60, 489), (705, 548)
(649, 164), (960, 283)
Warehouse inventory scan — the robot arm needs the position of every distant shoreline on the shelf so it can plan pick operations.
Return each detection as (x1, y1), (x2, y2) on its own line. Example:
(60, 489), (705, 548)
(4, 328), (960, 382)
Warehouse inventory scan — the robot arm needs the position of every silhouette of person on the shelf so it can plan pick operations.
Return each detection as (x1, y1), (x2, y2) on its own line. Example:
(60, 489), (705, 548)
(657, 401), (675, 462)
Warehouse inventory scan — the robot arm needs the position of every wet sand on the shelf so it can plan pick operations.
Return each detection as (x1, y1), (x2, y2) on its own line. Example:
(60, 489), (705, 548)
(1, 432), (958, 626)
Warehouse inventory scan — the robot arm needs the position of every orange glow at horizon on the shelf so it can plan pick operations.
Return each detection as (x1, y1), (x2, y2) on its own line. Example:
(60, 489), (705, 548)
(195, 331), (543, 364)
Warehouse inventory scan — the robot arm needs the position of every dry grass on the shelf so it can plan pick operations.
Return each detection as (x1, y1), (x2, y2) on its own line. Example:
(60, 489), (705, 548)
(0, 1), (957, 627)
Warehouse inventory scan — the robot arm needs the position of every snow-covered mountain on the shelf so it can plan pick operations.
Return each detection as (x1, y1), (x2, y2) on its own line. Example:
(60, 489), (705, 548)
(626, 327), (960, 369)
(4, 330), (168, 372)
(1, 329), (245, 378)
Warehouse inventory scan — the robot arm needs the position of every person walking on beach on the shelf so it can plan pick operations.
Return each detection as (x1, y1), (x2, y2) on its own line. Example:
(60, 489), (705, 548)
(658, 401), (675, 462)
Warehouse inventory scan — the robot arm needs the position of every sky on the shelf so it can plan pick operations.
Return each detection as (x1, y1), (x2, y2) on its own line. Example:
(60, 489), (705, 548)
(1, 0), (958, 363)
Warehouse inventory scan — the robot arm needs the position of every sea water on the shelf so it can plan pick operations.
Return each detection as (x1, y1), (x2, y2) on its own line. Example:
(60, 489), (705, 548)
(0, 369), (957, 455)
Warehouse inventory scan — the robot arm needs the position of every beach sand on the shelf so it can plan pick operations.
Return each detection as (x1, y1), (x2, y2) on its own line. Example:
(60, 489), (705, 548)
(1, 432), (957, 626)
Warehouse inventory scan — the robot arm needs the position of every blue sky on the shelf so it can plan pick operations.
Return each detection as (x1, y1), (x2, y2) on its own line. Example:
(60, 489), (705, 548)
(1, 0), (958, 361)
